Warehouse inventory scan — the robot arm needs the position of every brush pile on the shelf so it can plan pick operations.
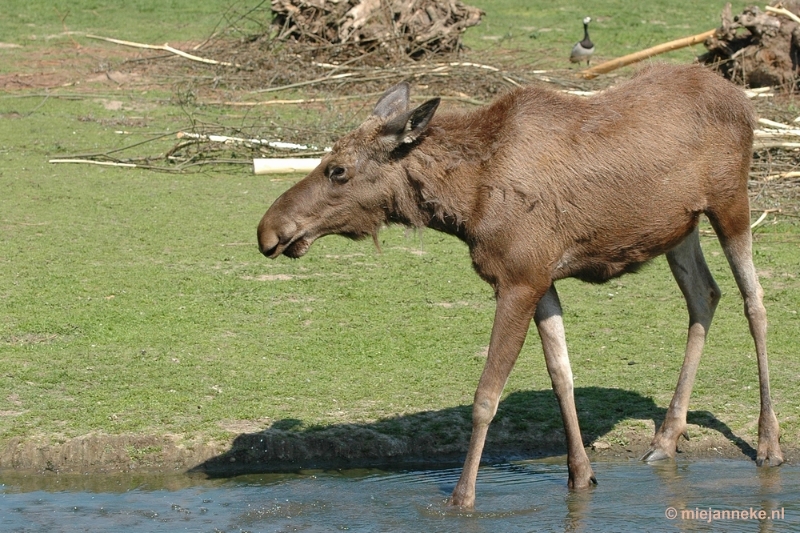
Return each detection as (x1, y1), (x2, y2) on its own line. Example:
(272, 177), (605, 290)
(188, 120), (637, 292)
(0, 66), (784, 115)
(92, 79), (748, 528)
(270, 0), (484, 60)
(700, 1), (800, 88)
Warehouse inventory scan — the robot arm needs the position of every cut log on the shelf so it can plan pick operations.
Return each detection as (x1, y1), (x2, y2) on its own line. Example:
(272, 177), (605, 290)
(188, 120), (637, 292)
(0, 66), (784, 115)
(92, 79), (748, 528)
(253, 158), (321, 174)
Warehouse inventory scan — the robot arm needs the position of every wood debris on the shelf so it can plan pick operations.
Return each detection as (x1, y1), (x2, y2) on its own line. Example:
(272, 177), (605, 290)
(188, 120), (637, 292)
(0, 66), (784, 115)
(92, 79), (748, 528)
(699, 1), (800, 88)
(270, 0), (485, 60)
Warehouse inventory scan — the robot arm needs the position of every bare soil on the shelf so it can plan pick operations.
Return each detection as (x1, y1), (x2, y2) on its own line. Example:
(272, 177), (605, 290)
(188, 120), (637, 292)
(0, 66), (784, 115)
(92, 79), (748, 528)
(1, 425), (790, 476)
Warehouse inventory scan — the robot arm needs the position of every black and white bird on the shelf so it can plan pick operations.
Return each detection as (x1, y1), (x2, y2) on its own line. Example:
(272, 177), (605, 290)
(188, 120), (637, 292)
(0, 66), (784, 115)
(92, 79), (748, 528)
(569, 16), (594, 65)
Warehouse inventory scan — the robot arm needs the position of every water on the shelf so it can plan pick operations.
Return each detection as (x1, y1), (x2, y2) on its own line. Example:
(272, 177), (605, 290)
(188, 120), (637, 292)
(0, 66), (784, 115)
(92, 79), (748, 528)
(2, 458), (799, 532)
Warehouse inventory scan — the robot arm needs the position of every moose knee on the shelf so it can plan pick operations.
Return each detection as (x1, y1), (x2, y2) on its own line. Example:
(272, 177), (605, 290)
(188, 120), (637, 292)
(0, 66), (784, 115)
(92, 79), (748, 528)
(744, 288), (766, 318)
(472, 396), (499, 426)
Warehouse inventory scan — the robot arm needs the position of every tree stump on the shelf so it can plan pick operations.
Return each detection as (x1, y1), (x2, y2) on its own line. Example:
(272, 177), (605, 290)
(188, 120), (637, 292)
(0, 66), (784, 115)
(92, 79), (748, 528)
(700, 1), (800, 88)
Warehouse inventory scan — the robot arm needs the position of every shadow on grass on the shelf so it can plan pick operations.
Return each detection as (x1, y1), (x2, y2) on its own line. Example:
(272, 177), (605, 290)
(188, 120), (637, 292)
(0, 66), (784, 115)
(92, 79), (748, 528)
(192, 387), (755, 476)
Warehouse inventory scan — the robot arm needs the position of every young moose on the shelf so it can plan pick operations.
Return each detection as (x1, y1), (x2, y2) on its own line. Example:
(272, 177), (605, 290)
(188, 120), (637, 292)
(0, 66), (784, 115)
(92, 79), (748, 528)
(257, 64), (783, 508)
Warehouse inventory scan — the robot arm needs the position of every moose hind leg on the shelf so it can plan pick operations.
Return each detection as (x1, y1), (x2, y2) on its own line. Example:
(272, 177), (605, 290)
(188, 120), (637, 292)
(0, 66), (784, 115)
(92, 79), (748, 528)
(535, 285), (596, 488)
(715, 223), (783, 466)
(644, 228), (720, 462)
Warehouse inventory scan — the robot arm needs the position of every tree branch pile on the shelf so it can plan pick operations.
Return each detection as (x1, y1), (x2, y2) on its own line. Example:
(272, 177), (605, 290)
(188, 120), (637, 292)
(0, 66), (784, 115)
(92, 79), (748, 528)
(271, 0), (484, 60)
(699, 1), (800, 88)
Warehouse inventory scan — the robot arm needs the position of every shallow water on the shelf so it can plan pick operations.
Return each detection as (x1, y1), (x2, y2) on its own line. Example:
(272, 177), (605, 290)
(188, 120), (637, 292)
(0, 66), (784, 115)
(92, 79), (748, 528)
(2, 458), (799, 532)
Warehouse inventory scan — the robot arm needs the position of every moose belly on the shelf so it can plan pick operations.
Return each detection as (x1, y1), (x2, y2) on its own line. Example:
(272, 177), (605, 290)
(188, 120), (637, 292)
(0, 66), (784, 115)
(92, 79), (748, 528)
(552, 217), (698, 284)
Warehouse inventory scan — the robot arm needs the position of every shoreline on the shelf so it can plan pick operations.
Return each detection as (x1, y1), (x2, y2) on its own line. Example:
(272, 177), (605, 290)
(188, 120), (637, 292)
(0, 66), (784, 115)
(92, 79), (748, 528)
(0, 428), (790, 477)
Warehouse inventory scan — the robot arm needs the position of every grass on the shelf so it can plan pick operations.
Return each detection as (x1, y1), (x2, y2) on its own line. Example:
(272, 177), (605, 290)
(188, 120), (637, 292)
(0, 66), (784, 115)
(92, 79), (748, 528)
(0, 0), (799, 466)
(0, 0), (225, 47)
(463, 0), (754, 69)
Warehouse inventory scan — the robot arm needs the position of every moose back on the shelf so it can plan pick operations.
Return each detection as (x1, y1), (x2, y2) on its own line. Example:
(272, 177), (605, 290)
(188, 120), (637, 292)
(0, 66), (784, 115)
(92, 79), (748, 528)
(257, 64), (783, 508)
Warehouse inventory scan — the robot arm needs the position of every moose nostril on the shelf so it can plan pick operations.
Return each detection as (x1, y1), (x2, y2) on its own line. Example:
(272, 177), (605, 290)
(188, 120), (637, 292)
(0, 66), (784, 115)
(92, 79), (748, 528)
(258, 228), (281, 257)
(262, 243), (279, 257)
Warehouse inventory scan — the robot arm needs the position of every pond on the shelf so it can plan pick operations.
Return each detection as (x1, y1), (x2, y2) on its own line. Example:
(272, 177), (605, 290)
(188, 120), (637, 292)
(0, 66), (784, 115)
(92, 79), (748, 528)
(2, 457), (799, 532)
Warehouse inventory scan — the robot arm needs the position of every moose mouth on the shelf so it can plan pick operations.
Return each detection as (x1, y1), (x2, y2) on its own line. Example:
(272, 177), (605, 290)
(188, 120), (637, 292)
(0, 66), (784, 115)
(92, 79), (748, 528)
(262, 235), (312, 259)
(283, 237), (311, 258)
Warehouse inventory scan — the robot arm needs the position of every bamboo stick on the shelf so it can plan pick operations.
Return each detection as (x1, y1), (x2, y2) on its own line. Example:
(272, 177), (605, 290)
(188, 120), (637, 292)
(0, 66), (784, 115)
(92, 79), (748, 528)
(580, 29), (716, 79)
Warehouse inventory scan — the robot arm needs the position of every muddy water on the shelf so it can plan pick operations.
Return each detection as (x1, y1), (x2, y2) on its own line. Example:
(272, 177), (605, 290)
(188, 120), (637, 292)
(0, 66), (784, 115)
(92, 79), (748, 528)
(2, 458), (799, 532)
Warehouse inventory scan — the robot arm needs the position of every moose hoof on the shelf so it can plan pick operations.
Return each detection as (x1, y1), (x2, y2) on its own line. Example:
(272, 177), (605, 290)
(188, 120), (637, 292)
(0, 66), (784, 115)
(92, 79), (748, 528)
(448, 489), (475, 509)
(568, 474), (598, 489)
(641, 447), (674, 462)
(567, 464), (598, 489)
(448, 497), (474, 510)
(756, 413), (783, 467)
(756, 443), (784, 467)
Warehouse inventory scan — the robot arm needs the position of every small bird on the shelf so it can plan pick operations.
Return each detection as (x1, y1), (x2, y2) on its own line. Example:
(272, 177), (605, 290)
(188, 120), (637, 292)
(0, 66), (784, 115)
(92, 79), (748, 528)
(570, 16), (594, 65)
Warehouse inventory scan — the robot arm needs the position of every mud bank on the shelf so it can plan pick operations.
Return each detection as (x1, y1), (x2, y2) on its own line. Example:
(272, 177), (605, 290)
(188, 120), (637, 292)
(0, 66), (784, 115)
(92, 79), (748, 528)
(0, 427), (788, 476)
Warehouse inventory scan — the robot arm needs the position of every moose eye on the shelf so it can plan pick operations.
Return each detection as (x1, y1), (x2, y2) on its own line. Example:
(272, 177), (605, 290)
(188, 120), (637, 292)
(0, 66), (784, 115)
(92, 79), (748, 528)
(327, 165), (348, 184)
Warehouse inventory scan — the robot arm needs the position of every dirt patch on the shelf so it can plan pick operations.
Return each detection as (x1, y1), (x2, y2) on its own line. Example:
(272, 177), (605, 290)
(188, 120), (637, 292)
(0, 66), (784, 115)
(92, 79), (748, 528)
(0, 433), (225, 474)
(0, 39), (201, 92)
(244, 273), (301, 281)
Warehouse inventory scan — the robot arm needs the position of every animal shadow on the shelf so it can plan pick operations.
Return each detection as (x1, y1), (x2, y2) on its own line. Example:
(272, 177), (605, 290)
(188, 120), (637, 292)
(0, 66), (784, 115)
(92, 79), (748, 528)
(191, 386), (755, 477)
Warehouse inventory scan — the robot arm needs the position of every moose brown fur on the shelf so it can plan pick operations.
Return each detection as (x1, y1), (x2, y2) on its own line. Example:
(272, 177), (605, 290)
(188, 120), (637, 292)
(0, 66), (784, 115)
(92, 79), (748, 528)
(257, 64), (783, 508)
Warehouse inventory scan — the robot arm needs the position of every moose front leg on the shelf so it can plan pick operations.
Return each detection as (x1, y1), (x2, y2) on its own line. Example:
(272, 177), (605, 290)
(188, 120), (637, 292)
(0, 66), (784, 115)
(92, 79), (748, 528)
(535, 285), (597, 489)
(450, 284), (542, 509)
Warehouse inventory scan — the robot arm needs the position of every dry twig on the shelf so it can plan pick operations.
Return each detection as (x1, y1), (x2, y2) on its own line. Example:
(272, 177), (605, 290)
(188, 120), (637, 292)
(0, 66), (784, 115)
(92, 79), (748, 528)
(765, 5), (800, 24)
(86, 34), (243, 68)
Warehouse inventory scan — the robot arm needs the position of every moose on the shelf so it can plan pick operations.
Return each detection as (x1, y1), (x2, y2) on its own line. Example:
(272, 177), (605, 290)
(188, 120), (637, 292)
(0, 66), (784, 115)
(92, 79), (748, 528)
(257, 64), (783, 508)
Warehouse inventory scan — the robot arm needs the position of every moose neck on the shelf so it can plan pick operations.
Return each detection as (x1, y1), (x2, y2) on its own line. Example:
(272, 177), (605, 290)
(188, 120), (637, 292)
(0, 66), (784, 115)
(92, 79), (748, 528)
(386, 109), (497, 243)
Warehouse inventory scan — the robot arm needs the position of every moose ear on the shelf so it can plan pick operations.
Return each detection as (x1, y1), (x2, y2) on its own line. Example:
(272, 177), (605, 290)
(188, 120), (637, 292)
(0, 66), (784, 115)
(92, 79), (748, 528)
(372, 82), (410, 118)
(381, 98), (441, 146)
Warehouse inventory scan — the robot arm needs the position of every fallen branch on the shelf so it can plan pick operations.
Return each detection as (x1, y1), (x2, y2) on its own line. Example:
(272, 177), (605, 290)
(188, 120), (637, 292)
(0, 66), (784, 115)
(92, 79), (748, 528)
(580, 29), (716, 79)
(49, 159), (137, 168)
(253, 158), (321, 174)
(752, 121), (800, 149)
(750, 209), (782, 229)
(762, 171), (800, 181)
(755, 129), (800, 137)
(177, 131), (328, 151)
(751, 211), (769, 229)
(48, 158), (185, 172)
(758, 118), (792, 129)
(744, 87), (775, 98)
(753, 141), (800, 149)
(203, 93), (383, 107)
(765, 5), (800, 25)
(85, 34), (242, 68)
(49, 155), (253, 172)
(251, 73), (357, 94)
(204, 92), (485, 107)
(448, 61), (501, 72)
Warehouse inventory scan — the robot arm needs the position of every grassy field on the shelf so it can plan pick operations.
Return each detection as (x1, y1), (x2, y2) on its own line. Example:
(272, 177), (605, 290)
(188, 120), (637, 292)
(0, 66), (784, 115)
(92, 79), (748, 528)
(1, 0), (799, 470)
(463, 0), (752, 67)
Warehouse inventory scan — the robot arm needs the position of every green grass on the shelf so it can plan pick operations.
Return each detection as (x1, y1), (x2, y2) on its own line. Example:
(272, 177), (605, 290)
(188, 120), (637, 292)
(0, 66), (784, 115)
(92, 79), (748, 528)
(463, 0), (752, 68)
(0, 0), (799, 463)
(0, 0), (226, 46)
